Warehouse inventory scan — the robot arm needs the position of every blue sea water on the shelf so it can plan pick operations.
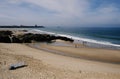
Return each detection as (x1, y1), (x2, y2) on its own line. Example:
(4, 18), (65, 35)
(37, 26), (120, 45)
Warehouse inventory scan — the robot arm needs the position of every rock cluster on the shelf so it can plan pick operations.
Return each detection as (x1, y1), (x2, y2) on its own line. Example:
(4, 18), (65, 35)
(0, 30), (74, 43)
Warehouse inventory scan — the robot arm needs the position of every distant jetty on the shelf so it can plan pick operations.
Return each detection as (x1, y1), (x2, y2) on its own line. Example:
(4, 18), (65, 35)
(0, 25), (45, 28)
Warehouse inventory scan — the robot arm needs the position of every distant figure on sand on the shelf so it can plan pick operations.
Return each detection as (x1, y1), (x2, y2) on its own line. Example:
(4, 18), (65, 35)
(75, 44), (77, 48)
(83, 41), (87, 46)
(75, 44), (79, 48)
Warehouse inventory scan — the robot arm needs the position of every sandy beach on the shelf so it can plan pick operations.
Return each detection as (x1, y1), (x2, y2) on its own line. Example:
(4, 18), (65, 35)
(0, 30), (120, 79)
(37, 40), (120, 64)
(0, 42), (120, 79)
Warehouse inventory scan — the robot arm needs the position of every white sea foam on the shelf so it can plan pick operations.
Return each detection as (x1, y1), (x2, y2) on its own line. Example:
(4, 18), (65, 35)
(29, 29), (56, 35)
(30, 29), (120, 49)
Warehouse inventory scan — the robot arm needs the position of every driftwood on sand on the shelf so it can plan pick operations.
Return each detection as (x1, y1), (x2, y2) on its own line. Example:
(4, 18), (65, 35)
(9, 62), (27, 70)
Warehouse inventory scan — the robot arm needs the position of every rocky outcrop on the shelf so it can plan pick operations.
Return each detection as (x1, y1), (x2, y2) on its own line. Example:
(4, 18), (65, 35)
(0, 30), (13, 36)
(0, 31), (13, 43)
(0, 31), (74, 43)
(16, 33), (74, 43)
(0, 36), (11, 43)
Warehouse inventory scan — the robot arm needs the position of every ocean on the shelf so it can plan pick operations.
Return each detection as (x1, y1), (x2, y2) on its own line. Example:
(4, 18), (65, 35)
(29, 26), (120, 49)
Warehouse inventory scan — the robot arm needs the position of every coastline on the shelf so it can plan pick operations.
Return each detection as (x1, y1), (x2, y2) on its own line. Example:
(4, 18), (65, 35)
(0, 29), (120, 79)
(0, 29), (120, 64)
(0, 28), (120, 50)
(30, 29), (120, 50)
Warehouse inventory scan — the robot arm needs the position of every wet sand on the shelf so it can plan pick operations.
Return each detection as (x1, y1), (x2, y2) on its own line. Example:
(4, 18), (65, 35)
(28, 40), (120, 64)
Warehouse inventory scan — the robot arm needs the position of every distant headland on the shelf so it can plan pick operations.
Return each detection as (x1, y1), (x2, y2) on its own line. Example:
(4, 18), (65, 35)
(0, 25), (45, 28)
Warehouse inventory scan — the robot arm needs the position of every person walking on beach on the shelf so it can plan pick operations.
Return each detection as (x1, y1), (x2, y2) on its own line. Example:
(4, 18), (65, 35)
(75, 44), (77, 48)
(83, 41), (87, 46)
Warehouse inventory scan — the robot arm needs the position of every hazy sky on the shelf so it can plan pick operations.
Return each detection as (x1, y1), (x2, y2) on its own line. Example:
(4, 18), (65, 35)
(0, 0), (120, 26)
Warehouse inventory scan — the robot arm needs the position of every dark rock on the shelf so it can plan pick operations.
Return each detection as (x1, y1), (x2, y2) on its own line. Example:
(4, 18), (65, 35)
(0, 30), (13, 36)
(0, 30), (13, 43)
(55, 36), (74, 42)
(0, 31), (74, 43)
(12, 36), (22, 43)
(0, 36), (11, 43)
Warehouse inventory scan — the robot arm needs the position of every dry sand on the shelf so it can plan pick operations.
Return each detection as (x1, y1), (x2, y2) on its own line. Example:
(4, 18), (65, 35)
(0, 43), (120, 79)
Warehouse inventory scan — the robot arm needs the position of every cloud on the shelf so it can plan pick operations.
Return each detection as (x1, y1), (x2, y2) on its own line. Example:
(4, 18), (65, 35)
(24, 0), (88, 17)
(0, 0), (120, 26)
(78, 4), (120, 25)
